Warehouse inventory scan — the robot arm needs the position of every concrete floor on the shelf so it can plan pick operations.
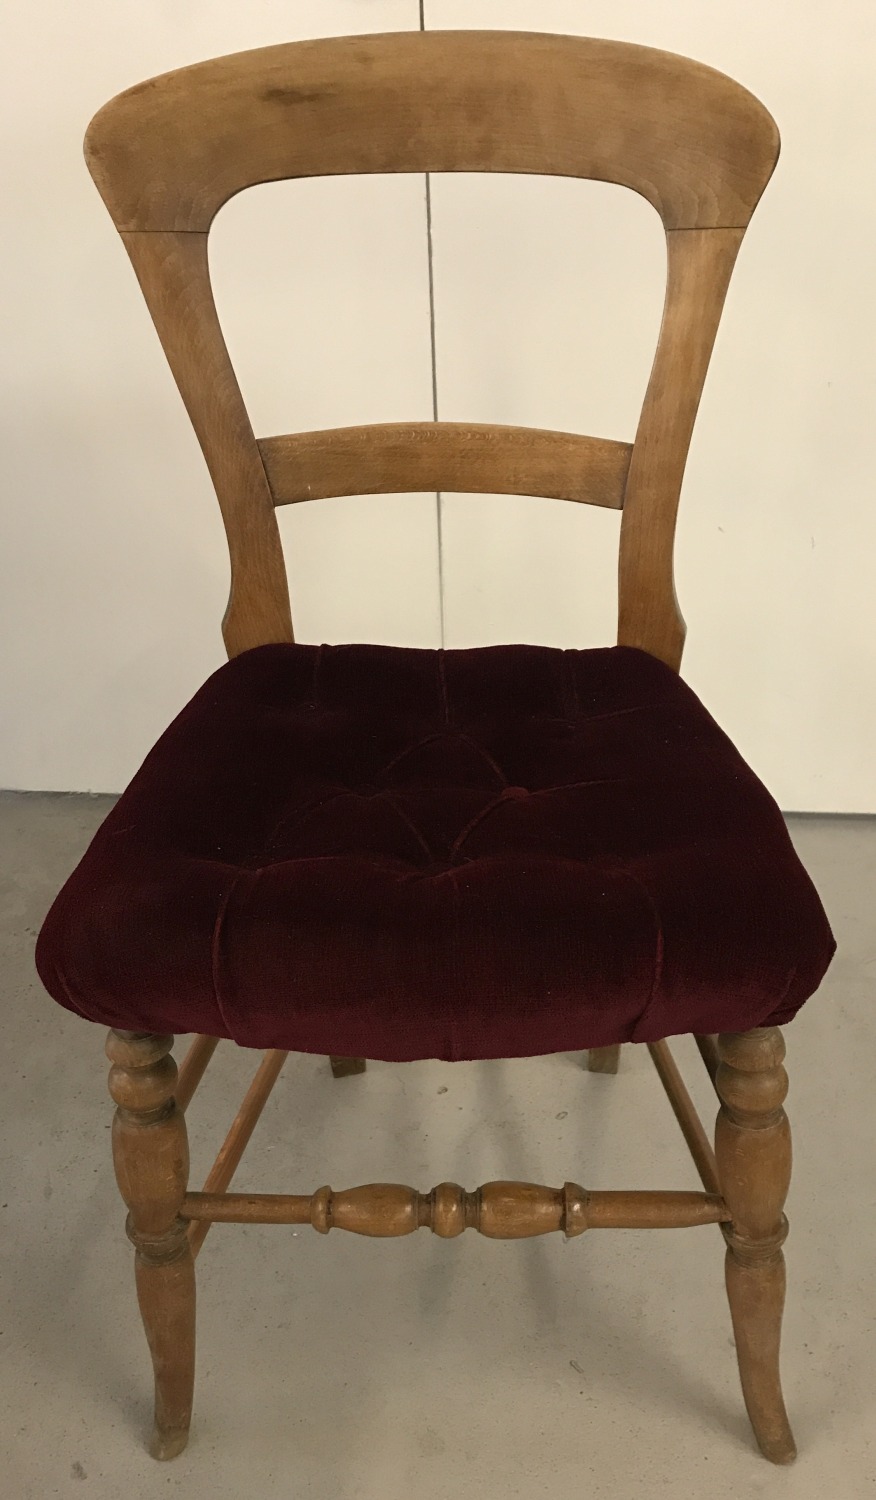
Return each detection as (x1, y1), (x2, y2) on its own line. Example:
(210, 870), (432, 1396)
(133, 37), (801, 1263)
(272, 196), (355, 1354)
(1, 791), (874, 1499)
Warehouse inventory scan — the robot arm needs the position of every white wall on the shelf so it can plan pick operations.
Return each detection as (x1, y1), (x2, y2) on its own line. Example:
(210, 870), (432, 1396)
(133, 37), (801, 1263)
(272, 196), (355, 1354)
(0, 0), (437, 796)
(426, 0), (876, 813)
(2, 1), (875, 809)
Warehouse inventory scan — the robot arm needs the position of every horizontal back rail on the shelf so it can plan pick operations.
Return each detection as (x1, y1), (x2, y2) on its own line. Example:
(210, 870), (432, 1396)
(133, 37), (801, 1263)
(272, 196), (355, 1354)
(259, 423), (631, 507)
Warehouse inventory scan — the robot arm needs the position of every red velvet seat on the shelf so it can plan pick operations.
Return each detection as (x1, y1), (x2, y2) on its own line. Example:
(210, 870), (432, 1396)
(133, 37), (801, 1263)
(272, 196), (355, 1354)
(36, 641), (834, 1062)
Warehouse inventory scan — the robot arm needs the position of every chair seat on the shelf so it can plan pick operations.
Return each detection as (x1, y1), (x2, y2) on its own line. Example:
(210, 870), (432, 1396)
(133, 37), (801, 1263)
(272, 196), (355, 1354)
(36, 643), (834, 1061)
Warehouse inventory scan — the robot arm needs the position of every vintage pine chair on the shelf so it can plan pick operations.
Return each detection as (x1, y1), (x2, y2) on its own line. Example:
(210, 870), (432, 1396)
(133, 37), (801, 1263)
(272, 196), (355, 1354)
(36, 31), (834, 1467)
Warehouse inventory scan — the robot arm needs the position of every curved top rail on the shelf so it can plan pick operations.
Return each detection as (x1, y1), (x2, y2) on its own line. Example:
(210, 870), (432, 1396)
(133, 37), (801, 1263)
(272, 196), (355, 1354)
(85, 31), (779, 233)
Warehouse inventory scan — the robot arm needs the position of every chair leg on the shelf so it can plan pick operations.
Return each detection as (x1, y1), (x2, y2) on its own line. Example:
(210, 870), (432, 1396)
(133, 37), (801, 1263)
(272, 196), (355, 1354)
(715, 1028), (795, 1464)
(586, 1045), (621, 1074)
(106, 1030), (195, 1460)
(330, 1055), (367, 1078)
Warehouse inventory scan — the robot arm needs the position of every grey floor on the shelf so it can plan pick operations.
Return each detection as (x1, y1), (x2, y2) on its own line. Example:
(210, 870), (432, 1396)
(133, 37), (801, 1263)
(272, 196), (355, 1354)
(1, 791), (874, 1499)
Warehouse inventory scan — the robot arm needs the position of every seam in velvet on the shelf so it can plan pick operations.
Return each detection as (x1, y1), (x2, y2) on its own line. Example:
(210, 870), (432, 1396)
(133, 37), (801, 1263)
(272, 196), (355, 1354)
(443, 855), (464, 1060)
(369, 728), (512, 788)
(450, 731), (510, 788)
(617, 865), (667, 1041)
(206, 769), (333, 1037)
(765, 961), (799, 1022)
(437, 649), (450, 726)
(448, 792), (511, 859)
(380, 792), (435, 861)
(378, 729), (507, 784)
(209, 875), (242, 1042)
(54, 946), (106, 1027)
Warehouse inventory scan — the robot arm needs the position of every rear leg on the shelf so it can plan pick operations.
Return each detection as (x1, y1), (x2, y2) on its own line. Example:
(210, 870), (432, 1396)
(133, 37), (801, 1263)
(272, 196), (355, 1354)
(330, 1056), (367, 1078)
(586, 1046), (621, 1074)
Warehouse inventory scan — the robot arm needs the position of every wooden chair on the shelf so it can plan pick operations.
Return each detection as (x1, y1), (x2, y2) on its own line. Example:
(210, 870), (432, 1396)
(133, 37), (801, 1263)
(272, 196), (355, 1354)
(36, 32), (835, 1466)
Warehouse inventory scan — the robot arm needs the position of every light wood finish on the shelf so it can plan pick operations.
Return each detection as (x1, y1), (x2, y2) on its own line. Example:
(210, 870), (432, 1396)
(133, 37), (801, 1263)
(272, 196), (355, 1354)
(587, 1045), (621, 1074)
(84, 33), (778, 233)
(119, 230), (292, 657)
(174, 1034), (220, 1113)
(260, 424), (631, 508)
(84, 32), (778, 660)
(329, 1055), (367, 1079)
(617, 226), (744, 666)
(695, 1033), (721, 1088)
(98, 1024), (797, 1460)
(647, 1039), (721, 1195)
(106, 1031), (195, 1461)
(715, 1029), (795, 1465)
(188, 1049), (288, 1258)
(181, 1185), (729, 1235)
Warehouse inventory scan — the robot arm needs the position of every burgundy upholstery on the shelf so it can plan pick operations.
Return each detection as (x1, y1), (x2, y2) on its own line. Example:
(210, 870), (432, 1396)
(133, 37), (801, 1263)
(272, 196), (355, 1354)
(36, 643), (834, 1061)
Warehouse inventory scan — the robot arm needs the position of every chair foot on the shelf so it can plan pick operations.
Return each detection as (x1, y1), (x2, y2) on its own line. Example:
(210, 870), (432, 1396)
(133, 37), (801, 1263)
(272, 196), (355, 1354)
(135, 1229), (196, 1460)
(586, 1046), (621, 1074)
(716, 1028), (796, 1464)
(330, 1055), (367, 1078)
(107, 1031), (196, 1460)
(723, 1244), (796, 1463)
(150, 1423), (191, 1462)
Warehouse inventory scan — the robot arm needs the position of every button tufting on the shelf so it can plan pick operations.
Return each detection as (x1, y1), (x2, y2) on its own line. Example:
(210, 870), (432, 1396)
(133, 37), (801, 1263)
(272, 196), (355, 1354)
(35, 640), (836, 1063)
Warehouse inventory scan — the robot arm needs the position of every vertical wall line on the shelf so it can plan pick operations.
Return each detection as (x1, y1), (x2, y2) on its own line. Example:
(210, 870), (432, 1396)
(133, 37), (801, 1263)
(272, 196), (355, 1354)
(420, 0), (446, 645)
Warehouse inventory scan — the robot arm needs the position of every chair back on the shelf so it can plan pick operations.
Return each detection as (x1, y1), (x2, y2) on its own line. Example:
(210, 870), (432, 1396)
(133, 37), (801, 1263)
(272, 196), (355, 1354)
(85, 31), (779, 663)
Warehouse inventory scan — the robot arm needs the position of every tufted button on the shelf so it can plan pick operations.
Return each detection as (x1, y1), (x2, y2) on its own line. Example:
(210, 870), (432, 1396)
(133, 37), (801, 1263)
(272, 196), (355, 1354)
(502, 785), (530, 800)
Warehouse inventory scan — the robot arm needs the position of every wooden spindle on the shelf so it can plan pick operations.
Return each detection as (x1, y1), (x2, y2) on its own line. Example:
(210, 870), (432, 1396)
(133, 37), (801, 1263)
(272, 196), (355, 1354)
(648, 1039), (720, 1194)
(715, 1028), (795, 1465)
(174, 1033), (219, 1112)
(106, 1030), (195, 1461)
(180, 1184), (729, 1235)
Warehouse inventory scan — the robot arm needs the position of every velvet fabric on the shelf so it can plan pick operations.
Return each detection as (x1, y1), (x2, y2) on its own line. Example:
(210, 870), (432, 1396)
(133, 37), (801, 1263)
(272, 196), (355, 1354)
(36, 643), (834, 1061)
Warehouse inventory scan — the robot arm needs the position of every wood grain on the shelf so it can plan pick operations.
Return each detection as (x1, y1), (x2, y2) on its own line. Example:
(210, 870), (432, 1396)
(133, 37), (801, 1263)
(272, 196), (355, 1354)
(84, 33), (778, 233)
(85, 32), (778, 661)
(120, 230), (293, 657)
(715, 1029), (796, 1465)
(188, 1049), (288, 1258)
(260, 424), (631, 508)
(106, 1031), (195, 1461)
(174, 1034), (220, 1113)
(648, 1038), (720, 1195)
(618, 226), (744, 667)
(181, 1184), (729, 1235)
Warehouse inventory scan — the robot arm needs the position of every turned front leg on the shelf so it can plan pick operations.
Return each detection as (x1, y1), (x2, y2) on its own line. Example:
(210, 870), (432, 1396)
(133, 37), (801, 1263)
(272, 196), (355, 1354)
(715, 1028), (795, 1465)
(106, 1030), (195, 1460)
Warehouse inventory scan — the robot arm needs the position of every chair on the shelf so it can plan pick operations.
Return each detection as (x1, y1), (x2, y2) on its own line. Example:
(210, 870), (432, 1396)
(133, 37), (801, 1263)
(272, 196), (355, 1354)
(36, 31), (835, 1465)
